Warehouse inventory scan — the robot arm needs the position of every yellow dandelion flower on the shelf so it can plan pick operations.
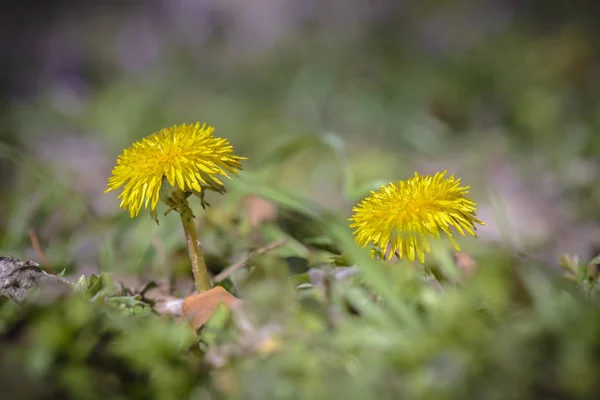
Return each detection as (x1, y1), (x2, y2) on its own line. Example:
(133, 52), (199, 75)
(349, 171), (484, 263)
(105, 122), (245, 217)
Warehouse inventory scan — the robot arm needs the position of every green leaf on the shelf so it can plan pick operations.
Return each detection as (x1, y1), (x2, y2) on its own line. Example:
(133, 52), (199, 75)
(589, 254), (600, 266)
(73, 274), (88, 295)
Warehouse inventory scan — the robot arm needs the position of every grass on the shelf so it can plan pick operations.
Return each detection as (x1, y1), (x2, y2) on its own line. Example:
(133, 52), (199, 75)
(1, 21), (600, 399)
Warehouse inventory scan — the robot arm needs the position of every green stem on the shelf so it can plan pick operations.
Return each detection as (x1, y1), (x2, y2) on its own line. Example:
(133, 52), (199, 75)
(172, 189), (212, 293)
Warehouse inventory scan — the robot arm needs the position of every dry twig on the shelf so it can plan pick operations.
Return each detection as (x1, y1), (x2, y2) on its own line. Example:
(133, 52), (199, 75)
(28, 228), (56, 274)
(214, 239), (286, 283)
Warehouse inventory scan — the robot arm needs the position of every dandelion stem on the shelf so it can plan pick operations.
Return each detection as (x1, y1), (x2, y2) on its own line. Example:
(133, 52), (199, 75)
(172, 189), (212, 293)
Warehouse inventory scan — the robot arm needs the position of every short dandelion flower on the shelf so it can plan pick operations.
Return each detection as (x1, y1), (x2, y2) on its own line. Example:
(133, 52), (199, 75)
(349, 171), (484, 263)
(105, 122), (245, 218)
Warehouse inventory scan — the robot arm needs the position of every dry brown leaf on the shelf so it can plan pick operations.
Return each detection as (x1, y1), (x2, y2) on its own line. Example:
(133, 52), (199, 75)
(181, 286), (242, 330)
(241, 195), (277, 228)
(455, 251), (477, 279)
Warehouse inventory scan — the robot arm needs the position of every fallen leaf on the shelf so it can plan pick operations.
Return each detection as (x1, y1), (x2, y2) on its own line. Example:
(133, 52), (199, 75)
(182, 286), (242, 330)
(241, 195), (277, 228)
(454, 251), (477, 279)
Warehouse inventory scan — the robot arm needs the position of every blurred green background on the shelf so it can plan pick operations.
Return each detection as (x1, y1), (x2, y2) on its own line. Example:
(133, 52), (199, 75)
(1, 0), (599, 273)
(1, 2), (600, 399)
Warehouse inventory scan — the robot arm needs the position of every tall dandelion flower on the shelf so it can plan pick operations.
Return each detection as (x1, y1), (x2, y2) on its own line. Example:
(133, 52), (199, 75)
(106, 122), (245, 218)
(106, 122), (246, 292)
(349, 171), (484, 264)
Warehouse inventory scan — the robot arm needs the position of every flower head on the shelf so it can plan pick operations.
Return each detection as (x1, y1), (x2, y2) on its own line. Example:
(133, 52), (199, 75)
(349, 171), (484, 263)
(106, 122), (245, 217)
